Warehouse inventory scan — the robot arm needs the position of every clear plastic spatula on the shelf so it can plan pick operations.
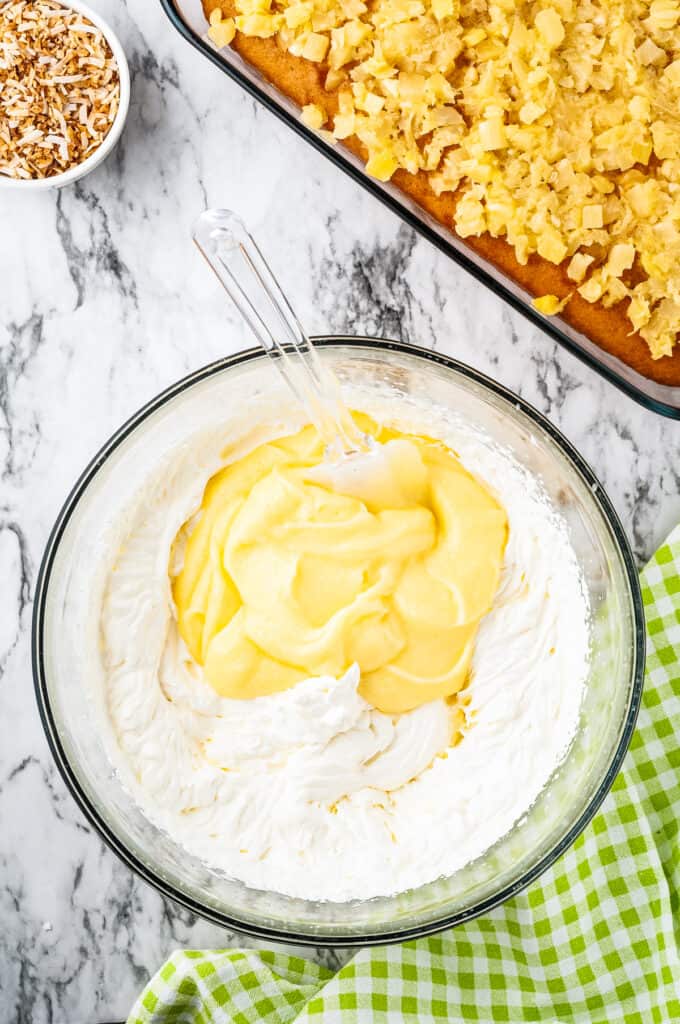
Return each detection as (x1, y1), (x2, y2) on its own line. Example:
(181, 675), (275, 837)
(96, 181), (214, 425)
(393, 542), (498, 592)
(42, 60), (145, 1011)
(193, 208), (368, 456)
(193, 209), (415, 505)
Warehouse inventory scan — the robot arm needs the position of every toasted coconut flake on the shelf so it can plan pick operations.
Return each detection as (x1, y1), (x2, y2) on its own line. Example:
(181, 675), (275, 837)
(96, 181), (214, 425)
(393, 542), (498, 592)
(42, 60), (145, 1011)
(0, 0), (120, 180)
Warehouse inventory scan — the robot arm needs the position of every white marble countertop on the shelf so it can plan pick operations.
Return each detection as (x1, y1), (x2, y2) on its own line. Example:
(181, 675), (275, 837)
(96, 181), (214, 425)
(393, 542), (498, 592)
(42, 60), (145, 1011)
(1, 1), (679, 1021)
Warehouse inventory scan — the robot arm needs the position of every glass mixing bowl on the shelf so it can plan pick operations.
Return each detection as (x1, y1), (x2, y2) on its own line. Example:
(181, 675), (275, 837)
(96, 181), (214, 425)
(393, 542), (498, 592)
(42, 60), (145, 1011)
(33, 338), (644, 945)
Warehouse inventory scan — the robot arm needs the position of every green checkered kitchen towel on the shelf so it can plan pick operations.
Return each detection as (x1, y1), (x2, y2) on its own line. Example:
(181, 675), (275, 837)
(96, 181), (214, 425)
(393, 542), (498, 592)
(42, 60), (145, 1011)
(128, 525), (680, 1024)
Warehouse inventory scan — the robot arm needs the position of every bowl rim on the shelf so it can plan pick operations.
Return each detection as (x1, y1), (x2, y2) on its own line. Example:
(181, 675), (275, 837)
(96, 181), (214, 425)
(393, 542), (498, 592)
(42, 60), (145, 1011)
(31, 336), (646, 946)
(0, 0), (130, 191)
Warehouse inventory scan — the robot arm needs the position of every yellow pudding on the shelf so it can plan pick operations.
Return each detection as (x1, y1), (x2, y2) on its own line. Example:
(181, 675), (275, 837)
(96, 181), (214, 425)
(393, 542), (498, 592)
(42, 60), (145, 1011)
(172, 417), (507, 713)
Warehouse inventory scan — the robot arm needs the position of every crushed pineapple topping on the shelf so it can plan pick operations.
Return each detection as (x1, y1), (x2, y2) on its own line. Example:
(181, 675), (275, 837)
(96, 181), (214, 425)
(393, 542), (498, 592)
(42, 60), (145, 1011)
(209, 0), (680, 359)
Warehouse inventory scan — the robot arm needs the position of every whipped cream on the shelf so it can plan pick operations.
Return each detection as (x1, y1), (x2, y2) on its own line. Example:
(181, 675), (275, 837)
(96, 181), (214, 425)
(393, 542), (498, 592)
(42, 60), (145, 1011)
(97, 406), (590, 902)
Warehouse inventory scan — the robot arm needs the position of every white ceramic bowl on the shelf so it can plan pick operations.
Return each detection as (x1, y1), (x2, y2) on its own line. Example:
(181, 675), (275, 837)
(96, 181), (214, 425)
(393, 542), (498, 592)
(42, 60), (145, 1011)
(0, 0), (130, 191)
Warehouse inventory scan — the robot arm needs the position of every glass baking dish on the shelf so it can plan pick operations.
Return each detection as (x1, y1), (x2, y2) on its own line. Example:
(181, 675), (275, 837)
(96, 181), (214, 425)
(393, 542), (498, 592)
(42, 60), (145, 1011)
(160, 0), (680, 420)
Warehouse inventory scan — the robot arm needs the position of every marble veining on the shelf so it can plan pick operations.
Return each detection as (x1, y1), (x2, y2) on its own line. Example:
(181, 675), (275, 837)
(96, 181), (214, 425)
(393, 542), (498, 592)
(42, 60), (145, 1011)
(1, 0), (679, 1021)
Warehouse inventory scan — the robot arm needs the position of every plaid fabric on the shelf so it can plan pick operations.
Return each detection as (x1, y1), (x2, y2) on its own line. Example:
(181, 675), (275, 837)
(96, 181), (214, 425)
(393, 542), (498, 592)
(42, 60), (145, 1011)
(127, 526), (680, 1024)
